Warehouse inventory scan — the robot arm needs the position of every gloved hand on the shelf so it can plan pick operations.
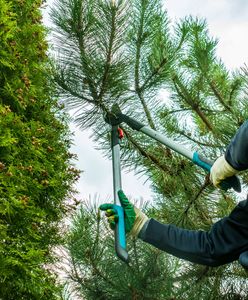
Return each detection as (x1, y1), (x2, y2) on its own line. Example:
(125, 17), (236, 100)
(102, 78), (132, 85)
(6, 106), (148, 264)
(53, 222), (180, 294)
(99, 190), (148, 238)
(210, 155), (239, 188)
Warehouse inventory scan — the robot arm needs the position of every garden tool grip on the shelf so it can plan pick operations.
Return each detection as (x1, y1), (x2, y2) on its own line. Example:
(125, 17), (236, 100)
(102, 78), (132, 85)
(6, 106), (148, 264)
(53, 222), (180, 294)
(113, 204), (128, 262)
(193, 152), (241, 192)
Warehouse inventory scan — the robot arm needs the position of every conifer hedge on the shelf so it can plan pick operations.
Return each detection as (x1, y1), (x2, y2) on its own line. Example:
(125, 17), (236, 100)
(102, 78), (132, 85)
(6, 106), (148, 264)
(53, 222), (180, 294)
(0, 0), (78, 298)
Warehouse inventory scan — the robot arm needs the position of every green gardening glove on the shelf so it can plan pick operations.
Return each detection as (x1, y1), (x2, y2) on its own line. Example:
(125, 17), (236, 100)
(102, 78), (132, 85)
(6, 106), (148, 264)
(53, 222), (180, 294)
(99, 190), (148, 237)
(100, 190), (136, 233)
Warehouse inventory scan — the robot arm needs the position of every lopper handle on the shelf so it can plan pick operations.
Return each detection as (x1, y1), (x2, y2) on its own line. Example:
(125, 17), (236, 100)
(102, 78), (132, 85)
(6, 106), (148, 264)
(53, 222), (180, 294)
(105, 108), (241, 193)
(111, 125), (129, 263)
(193, 152), (241, 192)
(113, 204), (128, 262)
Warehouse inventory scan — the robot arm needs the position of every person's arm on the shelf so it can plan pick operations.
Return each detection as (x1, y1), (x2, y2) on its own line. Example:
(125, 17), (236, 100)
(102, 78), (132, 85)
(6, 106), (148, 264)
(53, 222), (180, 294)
(210, 121), (248, 188)
(225, 121), (248, 170)
(100, 191), (248, 266)
(139, 199), (248, 266)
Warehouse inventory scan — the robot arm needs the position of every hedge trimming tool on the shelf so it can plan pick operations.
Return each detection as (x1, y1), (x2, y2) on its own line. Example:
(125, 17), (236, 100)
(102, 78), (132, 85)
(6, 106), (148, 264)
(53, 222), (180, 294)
(105, 105), (241, 263)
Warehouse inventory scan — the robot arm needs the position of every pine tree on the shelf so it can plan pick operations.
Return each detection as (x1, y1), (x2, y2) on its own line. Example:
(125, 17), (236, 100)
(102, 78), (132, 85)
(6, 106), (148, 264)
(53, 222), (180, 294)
(0, 0), (79, 298)
(51, 0), (248, 299)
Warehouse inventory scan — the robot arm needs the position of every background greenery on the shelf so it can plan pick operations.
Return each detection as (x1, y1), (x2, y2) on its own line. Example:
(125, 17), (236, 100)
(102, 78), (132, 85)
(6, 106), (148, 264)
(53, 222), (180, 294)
(0, 0), (79, 298)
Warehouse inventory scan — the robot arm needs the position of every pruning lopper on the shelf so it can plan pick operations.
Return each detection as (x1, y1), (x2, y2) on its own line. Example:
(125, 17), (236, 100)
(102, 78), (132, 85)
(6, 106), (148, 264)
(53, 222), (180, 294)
(104, 104), (241, 263)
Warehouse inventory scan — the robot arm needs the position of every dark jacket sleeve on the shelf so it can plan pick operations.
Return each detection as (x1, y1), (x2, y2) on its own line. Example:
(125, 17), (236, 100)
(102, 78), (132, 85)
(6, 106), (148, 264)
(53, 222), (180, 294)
(225, 121), (248, 170)
(139, 199), (248, 266)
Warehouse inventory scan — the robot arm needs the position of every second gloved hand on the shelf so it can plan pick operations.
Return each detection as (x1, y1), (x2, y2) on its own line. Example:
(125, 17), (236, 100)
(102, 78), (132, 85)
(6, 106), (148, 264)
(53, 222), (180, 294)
(99, 190), (148, 238)
(210, 155), (239, 188)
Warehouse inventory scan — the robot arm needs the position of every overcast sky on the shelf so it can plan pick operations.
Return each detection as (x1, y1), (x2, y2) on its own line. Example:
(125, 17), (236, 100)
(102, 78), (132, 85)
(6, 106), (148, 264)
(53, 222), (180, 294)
(42, 0), (248, 203)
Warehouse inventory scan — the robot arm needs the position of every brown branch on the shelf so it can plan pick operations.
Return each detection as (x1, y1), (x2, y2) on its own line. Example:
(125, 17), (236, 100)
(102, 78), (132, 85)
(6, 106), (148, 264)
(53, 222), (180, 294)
(177, 130), (220, 148)
(140, 57), (168, 92)
(194, 105), (214, 131)
(121, 126), (173, 175)
(137, 90), (156, 130)
(56, 78), (94, 104)
(88, 253), (117, 288)
(70, 256), (114, 296)
(97, 5), (117, 103)
(134, 4), (145, 93)
(92, 210), (101, 255)
(140, 23), (188, 93)
(121, 127), (199, 202)
(208, 80), (232, 112)
(77, 41), (98, 101)
(133, 5), (157, 131)
(173, 77), (213, 131)
(182, 176), (211, 217)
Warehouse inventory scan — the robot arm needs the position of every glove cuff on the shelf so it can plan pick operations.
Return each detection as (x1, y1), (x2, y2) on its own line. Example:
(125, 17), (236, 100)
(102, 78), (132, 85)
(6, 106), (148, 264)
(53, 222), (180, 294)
(129, 207), (148, 238)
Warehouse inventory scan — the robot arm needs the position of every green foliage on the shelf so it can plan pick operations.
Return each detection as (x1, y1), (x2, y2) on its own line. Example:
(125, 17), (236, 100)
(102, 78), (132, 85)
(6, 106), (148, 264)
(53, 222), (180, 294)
(0, 0), (78, 298)
(51, 0), (248, 299)
(64, 201), (178, 300)
(51, 0), (131, 128)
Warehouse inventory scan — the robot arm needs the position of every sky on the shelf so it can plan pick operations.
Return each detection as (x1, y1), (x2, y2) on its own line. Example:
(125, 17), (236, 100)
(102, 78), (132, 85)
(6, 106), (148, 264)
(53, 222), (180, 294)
(42, 0), (248, 204)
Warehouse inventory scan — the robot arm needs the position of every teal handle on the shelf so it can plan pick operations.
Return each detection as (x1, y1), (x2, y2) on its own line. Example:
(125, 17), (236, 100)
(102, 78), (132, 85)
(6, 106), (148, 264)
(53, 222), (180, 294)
(192, 152), (212, 171)
(113, 205), (129, 263)
(192, 152), (241, 192)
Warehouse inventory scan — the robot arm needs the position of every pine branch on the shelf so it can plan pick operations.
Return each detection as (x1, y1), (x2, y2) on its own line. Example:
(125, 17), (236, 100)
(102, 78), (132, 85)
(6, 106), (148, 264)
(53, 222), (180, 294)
(97, 3), (117, 103)
(92, 209), (101, 257)
(88, 251), (118, 288)
(137, 90), (157, 129)
(140, 57), (168, 91)
(180, 176), (211, 222)
(207, 79), (232, 112)
(70, 256), (85, 286)
(163, 108), (192, 115)
(177, 130), (220, 148)
(70, 257), (109, 297)
(55, 74), (95, 104)
(134, 1), (156, 130)
(189, 31), (232, 112)
(134, 1), (145, 93)
(120, 127), (193, 204)
(228, 78), (242, 107)
(77, 38), (99, 102)
(121, 126), (173, 175)
(193, 200), (213, 226)
(132, 239), (140, 273)
(173, 76), (214, 131)
(140, 23), (188, 93)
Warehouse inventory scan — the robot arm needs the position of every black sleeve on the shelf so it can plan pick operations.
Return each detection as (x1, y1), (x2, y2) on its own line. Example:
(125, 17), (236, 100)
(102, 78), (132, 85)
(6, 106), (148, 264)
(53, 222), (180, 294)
(225, 120), (248, 171)
(140, 199), (248, 266)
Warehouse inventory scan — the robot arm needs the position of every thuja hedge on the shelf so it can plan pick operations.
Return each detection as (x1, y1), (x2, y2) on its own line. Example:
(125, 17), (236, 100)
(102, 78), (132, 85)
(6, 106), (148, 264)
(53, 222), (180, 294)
(0, 0), (78, 298)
